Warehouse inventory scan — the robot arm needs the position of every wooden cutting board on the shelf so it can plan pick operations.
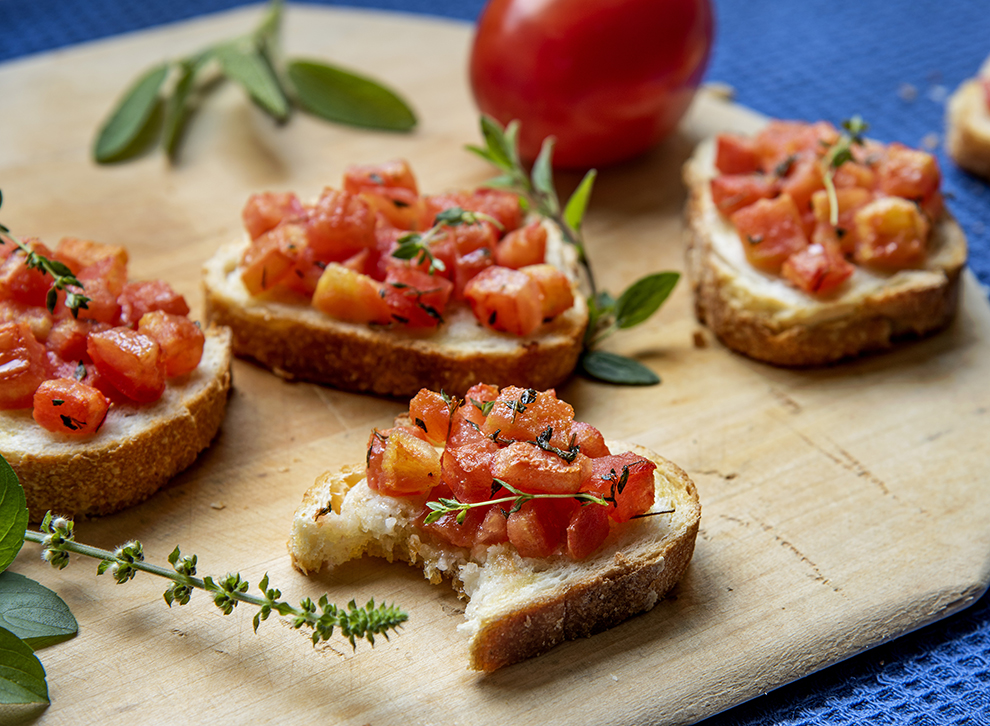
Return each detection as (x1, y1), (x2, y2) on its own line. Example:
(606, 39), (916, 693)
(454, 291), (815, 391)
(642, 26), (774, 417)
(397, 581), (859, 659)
(4, 5), (990, 725)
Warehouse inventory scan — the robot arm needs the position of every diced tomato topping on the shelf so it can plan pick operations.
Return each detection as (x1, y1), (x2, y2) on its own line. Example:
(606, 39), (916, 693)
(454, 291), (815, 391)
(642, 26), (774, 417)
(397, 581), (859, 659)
(781, 241), (855, 295)
(421, 496), (492, 548)
(408, 388), (454, 445)
(46, 317), (94, 361)
(715, 133), (760, 175)
(582, 453), (657, 523)
(710, 174), (777, 216)
(311, 263), (392, 325)
(481, 386), (575, 449)
(239, 223), (308, 296)
(0, 238), (54, 308)
(32, 378), (109, 437)
(506, 498), (577, 558)
(87, 327), (165, 403)
(853, 197), (929, 270)
(344, 160), (423, 231)
(520, 264), (575, 320)
(376, 427), (441, 496)
(382, 266), (453, 328)
(731, 194), (809, 274)
(452, 248), (495, 299)
(490, 442), (591, 495)
(778, 154), (825, 213)
(0, 321), (48, 409)
(566, 503), (611, 560)
(117, 279), (191, 328)
(242, 192), (305, 240)
(344, 159), (419, 196)
(463, 266), (543, 336)
(305, 188), (376, 260)
(425, 188), (523, 234)
(477, 505), (510, 546)
(55, 237), (129, 275)
(877, 143), (941, 202)
(0, 300), (53, 343)
(753, 120), (838, 173)
(810, 186), (873, 253)
(137, 311), (204, 378)
(832, 161), (877, 190)
(571, 421), (611, 458)
(442, 438), (501, 502)
(493, 221), (547, 269)
(55, 277), (121, 325)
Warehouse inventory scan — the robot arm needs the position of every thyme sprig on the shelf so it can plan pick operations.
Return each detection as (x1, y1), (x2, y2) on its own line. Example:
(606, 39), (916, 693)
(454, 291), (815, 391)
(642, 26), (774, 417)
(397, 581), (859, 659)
(466, 116), (679, 386)
(821, 116), (869, 227)
(24, 512), (407, 648)
(424, 479), (608, 525)
(392, 206), (502, 274)
(0, 190), (91, 317)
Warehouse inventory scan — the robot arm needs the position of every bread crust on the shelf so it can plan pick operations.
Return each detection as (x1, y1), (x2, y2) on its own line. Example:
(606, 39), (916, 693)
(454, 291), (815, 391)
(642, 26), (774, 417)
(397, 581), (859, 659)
(203, 228), (587, 398)
(288, 441), (700, 672)
(683, 136), (967, 367)
(946, 57), (990, 179)
(1, 327), (233, 521)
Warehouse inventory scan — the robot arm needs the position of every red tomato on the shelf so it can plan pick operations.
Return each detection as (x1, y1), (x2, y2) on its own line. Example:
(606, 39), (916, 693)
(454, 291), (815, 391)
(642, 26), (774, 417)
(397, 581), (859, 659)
(0, 321), (48, 409)
(32, 378), (109, 437)
(137, 311), (205, 378)
(87, 327), (165, 403)
(469, 0), (714, 168)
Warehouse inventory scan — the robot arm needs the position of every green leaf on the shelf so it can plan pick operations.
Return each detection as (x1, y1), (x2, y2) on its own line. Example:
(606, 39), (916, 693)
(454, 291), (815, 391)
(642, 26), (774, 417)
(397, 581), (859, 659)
(614, 272), (680, 330)
(563, 169), (597, 232)
(287, 59), (416, 131)
(215, 42), (289, 121)
(93, 62), (169, 163)
(162, 57), (200, 161)
(0, 573), (76, 649)
(0, 626), (48, 704)
(477, 115), (514, 170)
(531, 137), (558, 214)
(580, 350), (660, 386)
(0, 456), (28, 573)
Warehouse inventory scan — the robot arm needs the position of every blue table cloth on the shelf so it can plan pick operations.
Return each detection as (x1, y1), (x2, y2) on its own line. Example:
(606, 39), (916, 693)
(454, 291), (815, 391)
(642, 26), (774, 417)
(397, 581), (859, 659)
(2, 1), (988, 723)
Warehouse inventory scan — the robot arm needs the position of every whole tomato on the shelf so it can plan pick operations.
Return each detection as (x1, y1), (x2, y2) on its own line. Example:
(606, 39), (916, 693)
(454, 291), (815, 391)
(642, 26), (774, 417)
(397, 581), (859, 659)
(469, 0), (714, 169)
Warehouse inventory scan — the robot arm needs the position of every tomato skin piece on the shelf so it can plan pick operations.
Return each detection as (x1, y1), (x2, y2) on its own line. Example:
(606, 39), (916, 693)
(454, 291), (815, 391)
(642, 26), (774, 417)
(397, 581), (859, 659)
(731, 194), (809, 274)
(0, 321), (48, 409)
(566, 502), (611, 560)
(32, 378), (109, 437)
(87, 327), (165, 404)
(463, 266), (543, 336)
(137, 311), (205, 378)
(470, 0), (714, 168)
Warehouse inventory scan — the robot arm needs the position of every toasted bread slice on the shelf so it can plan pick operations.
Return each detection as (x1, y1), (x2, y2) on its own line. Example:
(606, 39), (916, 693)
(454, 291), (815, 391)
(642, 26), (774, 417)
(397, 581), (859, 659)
(683, 137), (967, 366)
(202, 221), (587, 398)
(946, 55), (990, 179)
(288, 441), (700, 672)
(1, 326), (232, 521)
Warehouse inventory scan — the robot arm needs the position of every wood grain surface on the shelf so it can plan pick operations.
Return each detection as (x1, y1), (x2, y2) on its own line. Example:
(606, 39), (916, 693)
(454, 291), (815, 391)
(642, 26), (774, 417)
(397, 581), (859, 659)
(3, 5), (990, 725)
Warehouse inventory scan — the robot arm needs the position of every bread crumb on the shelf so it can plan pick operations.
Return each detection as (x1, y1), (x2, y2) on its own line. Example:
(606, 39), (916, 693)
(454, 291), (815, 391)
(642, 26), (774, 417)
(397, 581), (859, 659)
(611, 673), (619, 682)
(692, 330), (708, 349)
(210, 501), (226, 510)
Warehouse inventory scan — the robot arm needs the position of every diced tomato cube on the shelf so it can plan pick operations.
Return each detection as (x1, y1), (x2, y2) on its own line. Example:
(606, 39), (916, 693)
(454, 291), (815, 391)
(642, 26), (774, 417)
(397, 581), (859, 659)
(493, 221), (547, 269)
(377, 428), (442, 496)
(506, 498), (576, 558)
(408, 388), (454, 445)
(305, 188), (376, 260)
(520, 264), (575, 320)
(0, 300), (53, 343)
(87, 327), (165, 403)
(810, 186), (873, 252)
(137, 311), (204, 378)
(46, 317), (94, 361)
(425, 188), (523, 234)
(442, 438), (501, 502)
(582, 452), (657, 523)
(447, 383), (500, 446)
(242, 192), (305, 240)
(778, 153), (825, 213)
(56, 277), (121, 325)
(710, 174), (777, 216)
(117, 279), (191, 328)
(477, 505), (509, 545)
(715, 133), (760, 175)
(32, 378), (109, 437)
(832, 161), (877, 190)
(877, 143), (941, 201)
(344, 159), (419, 196)
(55, 237), (129, 276)
(0, 238), (54, 308)
(240, 223), (308, 296)
(382, 267), (453, 328)
(452, 247), (494, 299)
(781, 241), (855, 295)
(463, 266), (543, 336)
(853, 197), (929, 270)
(753, 120), (838, 173)
(730, 194), (809, 274)
(311, 263), (392, 324)
(490, 442), (591, 495)
(481, 386), (575, 449)
(571, 421), (611, 458)
(566, 502), (611, 560)
(0, 321), (48, 409)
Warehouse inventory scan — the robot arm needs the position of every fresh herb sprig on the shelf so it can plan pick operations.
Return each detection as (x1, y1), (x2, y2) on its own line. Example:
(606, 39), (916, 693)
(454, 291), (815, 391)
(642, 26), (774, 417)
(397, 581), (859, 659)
(392, 206), (502, 274)
(94, 0), (416, 164)
(424, 478), (608, 525)
(821, 116), (869, 227)
(0, 455), (406, 706)
(466, 116), (679, 386)
(0, 190), (91, 317)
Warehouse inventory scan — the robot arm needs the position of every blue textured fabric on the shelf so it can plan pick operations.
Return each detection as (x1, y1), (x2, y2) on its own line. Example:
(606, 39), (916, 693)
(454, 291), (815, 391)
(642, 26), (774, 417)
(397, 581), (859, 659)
(1, 1), (988, 724)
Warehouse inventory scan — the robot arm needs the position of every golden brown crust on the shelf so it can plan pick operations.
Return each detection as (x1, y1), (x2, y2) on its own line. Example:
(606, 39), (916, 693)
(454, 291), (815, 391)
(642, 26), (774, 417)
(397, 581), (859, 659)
(946, 70), (990, 179)
(2, 328), (232, 521)
(683, 137), (968, 367)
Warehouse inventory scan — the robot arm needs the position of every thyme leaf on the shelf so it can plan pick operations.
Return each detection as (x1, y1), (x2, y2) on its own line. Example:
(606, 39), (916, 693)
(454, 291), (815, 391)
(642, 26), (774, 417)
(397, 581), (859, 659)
(423, 479), (607, 526)
(821, 116), (869, 227)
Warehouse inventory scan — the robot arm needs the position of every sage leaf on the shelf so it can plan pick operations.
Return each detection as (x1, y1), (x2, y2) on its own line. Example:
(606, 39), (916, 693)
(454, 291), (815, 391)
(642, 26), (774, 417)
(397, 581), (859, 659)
(476, 115), (514, 170)
(615, 272), (680, 330)
(0, 573), (77, 649)
(215, 42), (289, 121)
(287, 59), (416, 131)
(563, 169), (597, 232)
(0, 626), (48, 705)
(93, 62), (169, 163)
(580, 350), (660, 386)
(162, 57), (200, 161)
(0, 456), (28, 573)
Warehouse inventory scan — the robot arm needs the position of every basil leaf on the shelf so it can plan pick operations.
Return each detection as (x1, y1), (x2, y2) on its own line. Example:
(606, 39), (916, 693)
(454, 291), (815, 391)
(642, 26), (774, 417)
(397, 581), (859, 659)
(215, 42), (289, 121)
(287, 59), (416, 131)
(0, 573), (77, 649)
(0, 456), (28, 573)
(0, 626), (48, 705)
(563, 169), (597, 232)
(580, 350), (660, 386)
(531, 137), (558, 214)
(615, 272), (680, 330)
(93, 62), (169, 163)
